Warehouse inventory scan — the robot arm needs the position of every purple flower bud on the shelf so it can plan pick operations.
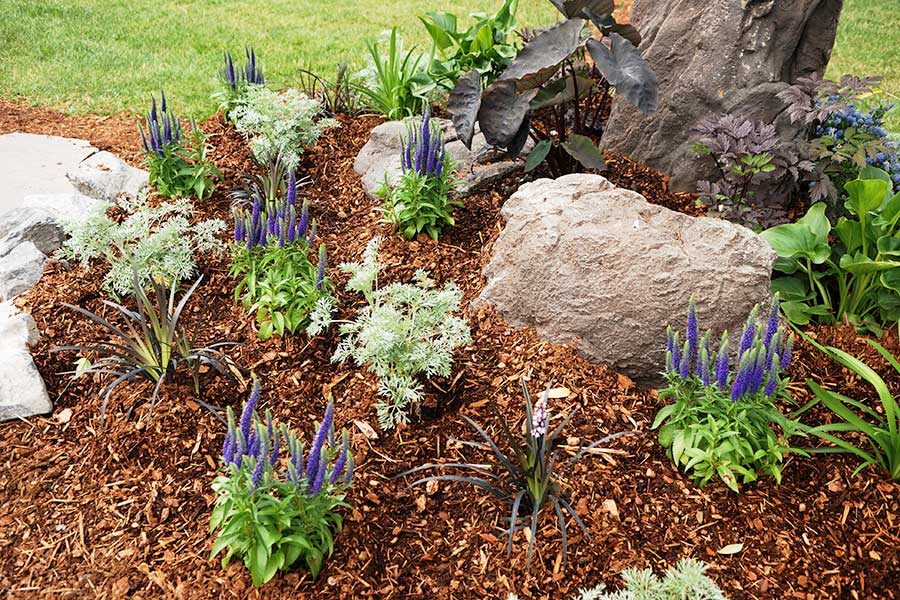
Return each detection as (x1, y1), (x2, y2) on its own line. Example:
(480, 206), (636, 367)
(251, 453), (266, 489)
(240, 380), (261, 441)
(686, 296), (699, 372)
(307, 221), (316, 246)
(330, 430), (350, 484)
(678, 340), (690, 379)
(781, 334), (794, 371)
(699, 344), (711, 386)
(298, 201), (310, 239)
(670, 332), (681, 374)
(310, 455), (328, 494)
(715, 332), (730, 389)
(738, 306), (759, 358)
(764, 298), (780, 349)
(316, 245), (327, 290)
(764, 354), (780, 397)
(305, 403), (334, 485)
(287, 171), (297, 206)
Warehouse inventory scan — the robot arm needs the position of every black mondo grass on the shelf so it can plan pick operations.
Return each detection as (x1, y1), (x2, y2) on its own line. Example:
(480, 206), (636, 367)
(401, 378), (635, 567)
(53, 269), (241, 427)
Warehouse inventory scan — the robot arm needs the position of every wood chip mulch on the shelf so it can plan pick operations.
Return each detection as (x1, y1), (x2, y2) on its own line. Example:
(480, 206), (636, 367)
(0, 102), (898, 600)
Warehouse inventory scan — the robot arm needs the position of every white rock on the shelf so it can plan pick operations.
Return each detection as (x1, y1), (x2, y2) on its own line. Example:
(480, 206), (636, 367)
(0, 241), (47, 301)
(0, 207), (65, 257)
(477, 174), (775, 384)
(67, 150), (148, 203)
(0, 301), (51, 421)
(20, 192), (109, 224)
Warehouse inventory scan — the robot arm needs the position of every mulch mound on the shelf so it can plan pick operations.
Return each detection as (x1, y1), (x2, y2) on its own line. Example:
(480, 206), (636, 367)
(0, 102), (898, 600)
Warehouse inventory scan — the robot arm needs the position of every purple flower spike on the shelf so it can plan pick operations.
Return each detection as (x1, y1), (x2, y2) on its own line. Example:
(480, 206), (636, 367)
(670, 332), (681, 374)
(305, 403), (334, 485)
(239, 384), (261, 441)
(738, 306), (759, 358)
(316, 245), (327, 290)
(780, 334), (794, 371)
(287, 171), (297, 206)
(307, 221), (317, 246)
(715, 332), (730, 389)
(310, 455), (328, 495)
(330, 430), (350, 484)
(344, 453), (355, 485)
(298, 201), (310, 239)
(764, 354), (780, 397)
(764, 298), (780, 348)
(687, 295), (699, 373)
(678, 340), (690, 379)
(699, 345), (711, 386)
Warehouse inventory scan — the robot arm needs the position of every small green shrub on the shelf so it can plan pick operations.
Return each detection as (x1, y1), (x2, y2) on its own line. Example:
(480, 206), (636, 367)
(420, 0), (520, 89)
(653, 298), (806, 492)
(211, 381), (353, 586)
(230, 86), (339, 170)
(377, 108), (460, 240)
(761, 167), (900, 333)
(58, 192), (225, 298)
(308, 237), (471, 429)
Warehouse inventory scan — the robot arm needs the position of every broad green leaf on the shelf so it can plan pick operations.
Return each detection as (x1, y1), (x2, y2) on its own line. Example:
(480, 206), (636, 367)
(524, 139), (552, 172)
(561, 133), (606, 171)
(760, 222), (830, 263)
(839, 252), (900, 275)
(876, 236), (900, 257)
(845, 178), (889, 217)
(796, 202), (831, 242)
(834, 218), (863, 254)
(770, 277), (811, 301)
(880, 268), (900, 294)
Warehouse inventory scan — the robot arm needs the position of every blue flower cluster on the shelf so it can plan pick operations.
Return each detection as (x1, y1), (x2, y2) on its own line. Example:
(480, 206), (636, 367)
(222, 380), (353, 492)
(222, 47), (265, 92)
(139, 91), (182, 157)
(401, 107), (446, 178)
(665, 297), (794, 400)
(233, 171), (314, 247)
(816, 99), (900, 192)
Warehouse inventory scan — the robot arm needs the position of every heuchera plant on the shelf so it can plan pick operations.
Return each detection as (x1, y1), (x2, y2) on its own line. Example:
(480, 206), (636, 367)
(230, 170), (333, 340)
(404, 378), (632, 567)
(211, 380), (353, 586)
(377, 107), (460, 240)
(139, 91), (220, 200)
(652, 297), (806, 492)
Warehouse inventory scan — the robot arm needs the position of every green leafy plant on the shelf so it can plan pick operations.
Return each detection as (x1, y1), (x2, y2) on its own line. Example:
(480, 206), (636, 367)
(354, 27), (435, 120)
(307, 237), (471, 430)
(404, 378), (632, 567)
(57, 191), (225, 298)
(509, 558), (728, 600)
(211, 381), (353, 586)
(230, 86), (339, 171)
(140, 92), (220, 200)
(761, 168), (900, 332)
(652, 298), (806, 492)
(420, 0), (520, 89)
(377, 108), (460, 239)
(230, 171), (333, 340)
(448, 0), (657, 176)
(54, 269), (239, 426)
(798, 333), (900, 481)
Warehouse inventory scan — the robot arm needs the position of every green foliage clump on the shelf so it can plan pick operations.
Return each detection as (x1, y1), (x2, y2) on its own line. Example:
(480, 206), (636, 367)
(511, 558), (728, 600)
(308, 237), (471, 430)
(799, 333), (900, 481)
(145, 124), (221, 200)
(762, 167), (900, 333)
(420, 0), (520, 89)
(231, 86), (339, 170)
(354, 27), (435, 120)
(58, 192), (225, 298)
(211, 383), (353, 586)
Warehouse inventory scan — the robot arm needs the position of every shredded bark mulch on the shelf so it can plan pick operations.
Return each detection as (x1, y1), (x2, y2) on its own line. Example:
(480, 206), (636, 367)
(0, 102), (898, 600)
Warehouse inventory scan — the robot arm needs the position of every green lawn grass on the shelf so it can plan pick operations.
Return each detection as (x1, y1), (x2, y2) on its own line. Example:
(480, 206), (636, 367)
(0, 0), (897, 131)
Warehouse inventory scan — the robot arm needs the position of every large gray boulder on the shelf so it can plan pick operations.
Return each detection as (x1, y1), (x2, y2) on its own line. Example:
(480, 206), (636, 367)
(354, 118), (531, 199)
(0, 241), (47, 300)
(601, 0), (843, 192)
(477, 174), (775, 384)
(67, 150), (148, 203)
(0, 301), (51, 421)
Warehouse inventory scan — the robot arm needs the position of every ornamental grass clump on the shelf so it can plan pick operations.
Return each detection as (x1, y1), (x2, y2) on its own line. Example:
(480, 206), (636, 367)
(139, 91), (220, 200)
(652, 296), (807, 492)
(307, 237), (471, 430)
(230, 169), (333, 340)
(377, 107), (460, 240)
(211, 380), (353, 586)
(404, 378), (632, 568)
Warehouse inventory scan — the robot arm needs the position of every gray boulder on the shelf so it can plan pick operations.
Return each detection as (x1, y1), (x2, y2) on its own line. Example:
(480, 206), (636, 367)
(0, 241), (47, 300)
(354, 118), (531, 199)
(67, 150), (148, 203)
(477, 174), (775, 384)
(0, 207), (65, 257)
(0, 301), (51, 421)
(601, 0), (843, 192)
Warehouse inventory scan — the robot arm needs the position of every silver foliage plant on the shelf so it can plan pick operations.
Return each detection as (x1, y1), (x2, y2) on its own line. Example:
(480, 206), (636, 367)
(58, 192), (225, 297)
(230, 86), (339, 171)
(508, 558), (728, 600)
(308, 237), (471, 430)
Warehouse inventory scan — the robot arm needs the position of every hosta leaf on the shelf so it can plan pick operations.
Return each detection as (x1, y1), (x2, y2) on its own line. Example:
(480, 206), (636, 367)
(838, 252), (900, 275)
(524, 139), (552, 172)
(877, 236), (900, 257)
(874, 192), (900, 231)
(561, 133), (606, 170)
(844, 178), (889, 217)
(478, 79), (536, 148)
(834, 218), (863, 254)
(760, 222), (830, 264)
(880, 268), (900, 294)
(499, 18), (586, 91)
(586, 34), (658, 114)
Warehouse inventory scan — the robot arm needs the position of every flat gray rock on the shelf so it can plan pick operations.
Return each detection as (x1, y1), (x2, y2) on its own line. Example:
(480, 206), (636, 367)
(0, 241), (47, 301)
(477, 174), (775, 385)
(354, 118), (531, 199)
(0, 301), (51, 421)
(67, 150), (148, 203)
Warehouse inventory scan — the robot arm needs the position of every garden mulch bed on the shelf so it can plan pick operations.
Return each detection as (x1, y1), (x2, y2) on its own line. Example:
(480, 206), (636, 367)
(0, 102), (898, 600)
